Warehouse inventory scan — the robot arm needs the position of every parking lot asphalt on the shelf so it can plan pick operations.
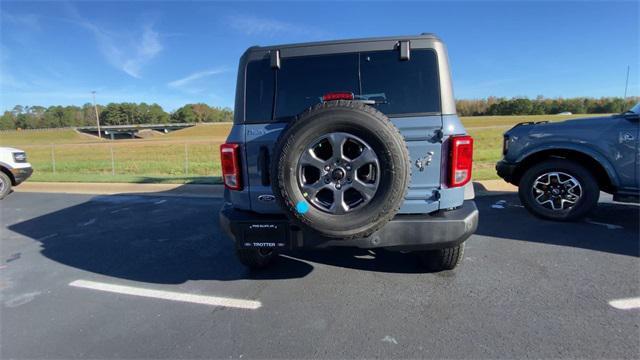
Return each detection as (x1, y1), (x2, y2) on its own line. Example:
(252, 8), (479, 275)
(1, 190), (638, 359)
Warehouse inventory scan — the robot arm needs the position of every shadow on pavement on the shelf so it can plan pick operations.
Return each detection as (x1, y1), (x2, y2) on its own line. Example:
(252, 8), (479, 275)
(289, 247), (427, 274)
(7, 186), (639, 286)
(7, 186), (313, 284)
(474, 190), (639, 257)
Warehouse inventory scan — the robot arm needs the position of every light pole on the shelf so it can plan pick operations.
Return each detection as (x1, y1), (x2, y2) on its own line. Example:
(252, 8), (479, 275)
(623, 65), (630, 99)
(92, 91), (102, 139)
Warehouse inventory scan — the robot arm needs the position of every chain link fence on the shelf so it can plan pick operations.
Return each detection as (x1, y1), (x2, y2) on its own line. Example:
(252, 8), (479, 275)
(22, 140), (222, 183)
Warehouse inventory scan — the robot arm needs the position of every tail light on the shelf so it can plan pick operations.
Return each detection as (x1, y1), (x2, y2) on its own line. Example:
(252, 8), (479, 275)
(448, 135), (473, 187)
(322, 92), (354, 102)
(220, 143), (242, 190)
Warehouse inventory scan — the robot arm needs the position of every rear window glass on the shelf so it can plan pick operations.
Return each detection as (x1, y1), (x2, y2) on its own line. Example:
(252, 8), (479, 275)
(275, 53), (359, 120)
(245, 58), (274, 122)
(244, 48), (441, 123)
(360, 49), (440, 115)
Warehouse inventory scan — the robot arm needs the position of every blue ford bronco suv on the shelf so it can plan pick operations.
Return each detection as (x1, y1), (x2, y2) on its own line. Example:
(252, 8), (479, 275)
(497, 103), (640, 220)
(219, 34), (478, 271)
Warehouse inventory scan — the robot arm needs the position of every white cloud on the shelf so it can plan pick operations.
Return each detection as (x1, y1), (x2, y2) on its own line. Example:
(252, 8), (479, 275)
(167, 68), (227, 95)
(65, 4), (163, 78)
(226, 14), (325, 38)
(1, 12), (41, 31)
(121, 26), (163, 78)
(168, 68), (227, 89)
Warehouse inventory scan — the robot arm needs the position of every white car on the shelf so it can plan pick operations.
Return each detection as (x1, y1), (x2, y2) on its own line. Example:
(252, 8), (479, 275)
(0, 147), (33, 199)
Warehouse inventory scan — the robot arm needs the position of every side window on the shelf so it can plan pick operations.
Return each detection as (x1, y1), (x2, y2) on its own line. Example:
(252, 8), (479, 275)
(245, 59), (274, 122)
(360, 49), (441, 115)
(276, 53), (359, 120)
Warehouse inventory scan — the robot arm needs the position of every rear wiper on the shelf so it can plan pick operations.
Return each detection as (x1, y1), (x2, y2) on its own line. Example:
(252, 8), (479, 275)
(355, 93), (387, 105)
(353, 99), (387, 105)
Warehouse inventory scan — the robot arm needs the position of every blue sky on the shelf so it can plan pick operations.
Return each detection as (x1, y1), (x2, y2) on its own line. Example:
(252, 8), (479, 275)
(1, 1), (638, 112)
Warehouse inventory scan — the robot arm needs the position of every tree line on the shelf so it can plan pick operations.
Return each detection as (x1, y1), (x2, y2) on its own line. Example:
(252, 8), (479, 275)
(0, 103), (233, 130)
(1, 97), (638, 130)
(456, 96), (638, 116)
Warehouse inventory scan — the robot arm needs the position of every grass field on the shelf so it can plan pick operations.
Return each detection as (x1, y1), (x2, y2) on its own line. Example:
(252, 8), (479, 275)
(0, 114), (606, 183)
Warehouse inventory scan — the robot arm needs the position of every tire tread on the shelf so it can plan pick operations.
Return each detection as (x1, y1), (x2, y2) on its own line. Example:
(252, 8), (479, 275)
(272, 100), (411, 239)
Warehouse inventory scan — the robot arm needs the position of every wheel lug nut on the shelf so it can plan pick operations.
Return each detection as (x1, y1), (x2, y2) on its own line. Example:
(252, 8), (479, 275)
(335, 184), (341, 189)
(324, 165), (330, 171)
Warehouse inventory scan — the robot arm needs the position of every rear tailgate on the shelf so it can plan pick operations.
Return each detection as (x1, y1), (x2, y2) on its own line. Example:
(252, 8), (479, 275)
(243, 117), (442, 214)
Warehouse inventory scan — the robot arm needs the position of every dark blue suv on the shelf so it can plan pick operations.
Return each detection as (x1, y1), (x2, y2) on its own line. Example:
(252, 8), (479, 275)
(497, 103), (640, 220)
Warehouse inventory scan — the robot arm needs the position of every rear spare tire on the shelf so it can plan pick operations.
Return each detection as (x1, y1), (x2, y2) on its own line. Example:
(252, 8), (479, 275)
(272, 100), (410, 239)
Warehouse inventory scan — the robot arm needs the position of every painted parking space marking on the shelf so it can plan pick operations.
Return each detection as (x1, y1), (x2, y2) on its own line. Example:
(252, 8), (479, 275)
(609, 297), (640, 310)
(69, 280), (261, 310)
(110, 207), (130, 214)
(585, 219), (623, 230)
(36, 233), (58, 241)
(79, 218), (96, 226)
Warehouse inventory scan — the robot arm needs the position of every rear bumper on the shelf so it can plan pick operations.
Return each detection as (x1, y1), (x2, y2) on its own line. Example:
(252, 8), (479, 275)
(219, 201), (478, 251)
(11, 166), (33, 185)
(496, 160), (518, 184)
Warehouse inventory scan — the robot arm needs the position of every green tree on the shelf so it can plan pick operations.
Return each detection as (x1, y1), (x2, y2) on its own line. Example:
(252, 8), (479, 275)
(171, 105), (197, 123)
(0, 111), (16, 130)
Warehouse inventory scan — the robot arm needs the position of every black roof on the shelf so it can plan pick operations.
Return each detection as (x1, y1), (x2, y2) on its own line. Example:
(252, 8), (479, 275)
(248, 34), (440, 52)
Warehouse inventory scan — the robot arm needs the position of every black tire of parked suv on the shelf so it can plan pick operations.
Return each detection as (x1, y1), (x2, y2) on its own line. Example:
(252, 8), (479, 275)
(518, 158), (599, 221)
(417, 243), (465, 271)
(0, 172), (12, 200)
(236, 249), (277, 269)
(272, 100), (411, 239)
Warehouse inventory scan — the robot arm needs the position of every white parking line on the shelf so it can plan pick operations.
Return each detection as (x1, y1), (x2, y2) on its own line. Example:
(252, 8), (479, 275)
(69, 280), (261, 310)
(609, 297), (640, 310)
(585, 219), (623, 230)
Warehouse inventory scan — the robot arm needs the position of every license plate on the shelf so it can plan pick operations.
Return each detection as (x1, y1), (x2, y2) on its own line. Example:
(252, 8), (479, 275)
(238, 222), (289, 249)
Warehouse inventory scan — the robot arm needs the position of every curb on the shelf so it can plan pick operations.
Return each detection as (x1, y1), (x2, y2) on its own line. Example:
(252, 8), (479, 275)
(14, 180), (517, 199)
(13, 182), (224, 199)
(472, 180), (517, 197)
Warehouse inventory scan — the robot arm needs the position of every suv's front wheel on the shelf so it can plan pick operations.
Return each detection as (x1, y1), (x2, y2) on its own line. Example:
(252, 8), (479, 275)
(518, 159), (599, 221)
(0, 171), (12, 200)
